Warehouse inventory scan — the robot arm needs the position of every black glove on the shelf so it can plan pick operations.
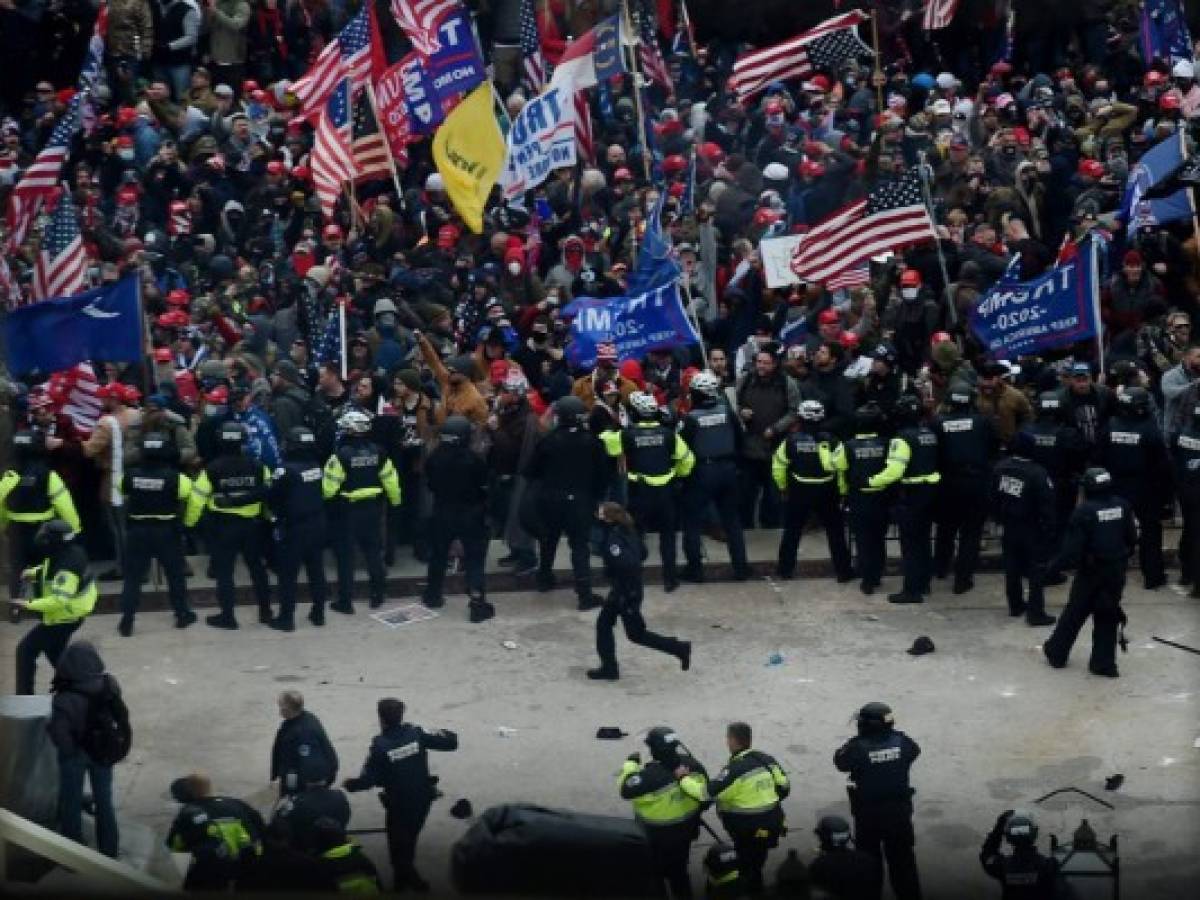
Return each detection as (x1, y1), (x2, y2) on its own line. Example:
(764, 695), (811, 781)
(627, 751), (641, 764)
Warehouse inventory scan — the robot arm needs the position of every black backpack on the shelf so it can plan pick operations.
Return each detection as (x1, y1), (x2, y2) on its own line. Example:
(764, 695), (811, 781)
(303, 393), (337, 459)
(80, 675), (132, 766)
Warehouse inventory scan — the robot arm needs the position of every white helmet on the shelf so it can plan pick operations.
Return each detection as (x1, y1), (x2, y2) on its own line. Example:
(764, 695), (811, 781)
(338, 409), (372, 435)
(799, 399), (826, 422)
(1173, 60), (1195, 79)
(628, 391), (659, 418)
(690, 370), (720, 399)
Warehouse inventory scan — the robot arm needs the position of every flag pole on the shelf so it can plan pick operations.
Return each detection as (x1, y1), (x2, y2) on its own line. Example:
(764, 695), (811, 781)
(678, 0), (699, 58)
(338, 296), (348, 381)
(679, 278), (709, 367)
(917, 152), (957, 326)
(870, 6), (884, 113)
(365, 82), (406, 212)
(1089, 234), (1104, 374)
(623, 0), (653, 182)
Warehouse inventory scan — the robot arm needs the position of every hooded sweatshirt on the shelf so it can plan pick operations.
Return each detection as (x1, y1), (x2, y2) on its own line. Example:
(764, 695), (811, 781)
(49, 641), (117, 757)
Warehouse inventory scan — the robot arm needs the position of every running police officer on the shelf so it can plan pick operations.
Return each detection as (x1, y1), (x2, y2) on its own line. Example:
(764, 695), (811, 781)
(10, 520), (97, 694)
(844, 403), (900, 595)
(523, 396), (608, 610)
(602, 391), (694, 592)
(1172, 403), (1200, 597)
(772, 399), (854, 582)
(619, 727), (708, 898)
(886, 394), (941, 604)
(185, 423), (272, 629)
(321, 410), (401, 613)
(834, 702), (922, 900)
(1042, 468), (1138, 677)
(269, 427), (329, 629)
(119, 432), (196, 635)
(1021, 392), (1085, 581)
(679, 371), (751, 583)
(989, 432), (1058, 626)
(1, 430), (82, 599)
(980, 810), (1058, 899)
(343, 698), (458, 892)
(934, 385), (997, 594)
(808, 814), (884, 900)
(1095, 387), (1168, 589)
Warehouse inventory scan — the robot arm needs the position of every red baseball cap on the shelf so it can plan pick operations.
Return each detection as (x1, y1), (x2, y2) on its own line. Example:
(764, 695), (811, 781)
(437, 224), (460, 249)
(818, 309), (840, 325)
(153, 348), (173, 364)
(900, 269), (922, 287)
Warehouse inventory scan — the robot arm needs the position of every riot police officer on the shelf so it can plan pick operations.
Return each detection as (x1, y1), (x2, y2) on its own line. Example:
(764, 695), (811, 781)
(602, 391), (694, 592)
(166, 774), (266, 890)
(934, 386), (997, 594)
(979, 809), (1058, 898)
(679, 371), (750, 582)
(886, 394), (941, 604)
(321, 410), (401, 613)
(1095, 387), (1168, 589)
(119, 432), (196, 635)
(269, 427), (329, 630)
(845, 403), (900, 595)
(619, 727), (707, 898)
(523, 396), (608, 610)
(772, 400), (853, 581)
(1, 430), (82, 599)
(808, 814), (884, 900)
(834, 702), (922, 900)
(1042, 468), (1138, 677)
(1021, 392), (1085, 580)
(311, 818), (383, 894)
(989, 433), (1057, 626)
(422, 416), (494, 623)
(185, 423), (272, 629)
(1172, 403), (1200, 597)
(343, 698), (458, 892)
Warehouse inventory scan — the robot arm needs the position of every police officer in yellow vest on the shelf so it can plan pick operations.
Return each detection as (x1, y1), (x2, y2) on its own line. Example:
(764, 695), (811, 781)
(185, 423), (273, 630)
(619, 726), (708, 898)
(322, 410), (401, 613)
(882, 394), (941, 605)
(680, 721), (789, 896)
(601, 391), (694, 592)
(844, 403), (904, 596)
(166, 773), (266, 891)
(10, 520), (96, 694)
(311, 817), (382, 894)
(2, 430), (82, 600)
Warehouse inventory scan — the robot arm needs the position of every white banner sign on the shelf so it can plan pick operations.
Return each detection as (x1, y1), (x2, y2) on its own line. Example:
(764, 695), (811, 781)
(499, 84), (577, 201)
(759, 235), (805, 289)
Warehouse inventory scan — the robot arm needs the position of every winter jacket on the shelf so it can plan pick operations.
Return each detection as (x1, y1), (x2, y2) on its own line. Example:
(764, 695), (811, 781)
(271, 710), (339, 790)
(207, 0), (251, 65)
(108, 0), (154, 59)
(49, 642), (118, 758)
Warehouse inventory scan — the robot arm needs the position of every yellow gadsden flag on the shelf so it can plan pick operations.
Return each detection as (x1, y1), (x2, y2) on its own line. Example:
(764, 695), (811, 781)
(432, 84), (505, 234)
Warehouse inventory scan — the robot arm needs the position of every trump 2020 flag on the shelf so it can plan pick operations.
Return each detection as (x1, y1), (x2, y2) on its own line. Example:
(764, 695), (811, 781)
(1120, 129), (1186, 223)
(565, 281), (700, 369)
(4, 276), (142, 374)
(1140, 0), (1193, 64)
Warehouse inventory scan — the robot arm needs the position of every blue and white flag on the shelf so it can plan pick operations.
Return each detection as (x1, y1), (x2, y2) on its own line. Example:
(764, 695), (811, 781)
(500, 84), (576, 200)
(1129, 190), (1195, 229)
(628, 189), (681, 295)
(565, 282), (700, 369)
(4, 276), (142, 374)
(1120, 130), (1186, 224)
(1140, 0), (1193, 64)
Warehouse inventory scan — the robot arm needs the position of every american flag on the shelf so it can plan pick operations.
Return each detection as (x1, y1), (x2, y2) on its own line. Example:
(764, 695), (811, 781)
(729, 10), (870, 102)
(790, 170), (936, 285)
(312, 79), (356, 223)
(574, 92), (594, 163)
(826, 264), (871, 291)
(46, 363), (103, 437)
(5, 97), (81, 250)
(77, 1), (107, 94)
(520, 0), (545, 93)
(353, 92), (392, 184)
(391, 0), (458, 58)
(637, 3), (672, 89)
(290, 6), (373, 119)
(922, 0), (960, 31)
(0, 253), (22, 309)
(315, 303), (343, 365)
(33, 190), (87, 300)
(169, 205), (191, 237)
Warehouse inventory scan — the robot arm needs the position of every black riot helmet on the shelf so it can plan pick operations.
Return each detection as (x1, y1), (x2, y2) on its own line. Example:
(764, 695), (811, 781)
(1083, 466), (1114, 497)
(644, 726), (685, 767)
(218, 422), (247, 454)
(12, 430), (46, 461)
(1005, 810), (1039, 847)
(815, 814), (853, 850)
(854, 402), (885, 433)
(285, 426), (318, 459)
(140, 431), (171, 462)
(34, 519), (75, 553)
(856, 701), (895, 737)
(1117, 386), (1151, 418)
(440, 415), (472, 446)
(554, 395), (587, 428)
(1035, 391), (1062, 421)
(893, 393), (922, 425)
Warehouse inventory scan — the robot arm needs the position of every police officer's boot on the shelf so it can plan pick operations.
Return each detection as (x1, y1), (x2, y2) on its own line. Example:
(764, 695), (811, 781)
(468, 593), (495, 624)
(258, 601), (273, 624)
(175, 610), (198, 629)
(205, 612), (239, 630)
(307, 603), (325, 627)
(268, 614), (295, 632)
(587, 664), (619, 681)
(536, 570), (557, 593)
(679, 562), (705, 584)
(662, 568), (680, 593)
(118, 613), (134, 637)
(887, 590), (924, 604)
(576, 591), (604, 611)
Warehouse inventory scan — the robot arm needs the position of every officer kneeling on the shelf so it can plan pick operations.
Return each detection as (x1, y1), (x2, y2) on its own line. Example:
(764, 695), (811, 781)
(980, 809), (1058, 898)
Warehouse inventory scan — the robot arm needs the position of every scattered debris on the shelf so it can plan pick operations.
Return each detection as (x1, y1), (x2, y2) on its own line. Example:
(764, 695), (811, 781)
(595, 727), (627, 740)
(863, 614), (880, 622)
(907, 636), (935, 656)
(450, 799), (473, 819)
(766, 652), (785, 666)
(497, 726), (518, 738)
(1104, 774), (1124, 791)
(164, 677), (178, 686)
(371, 603), (439, 629)
(502, 640), (519, 650)
(1152, 635), (1200, 655)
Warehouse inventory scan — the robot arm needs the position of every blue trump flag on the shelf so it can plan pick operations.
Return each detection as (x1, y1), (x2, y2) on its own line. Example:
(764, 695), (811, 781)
(970, 239), (1101, 359)
(5, 276), (143, 375)
(1120, 130), (1185, 223)
(1140, 0), (1193, 64)
(628, 189), (682, 295)
(565, 281), (700, 370)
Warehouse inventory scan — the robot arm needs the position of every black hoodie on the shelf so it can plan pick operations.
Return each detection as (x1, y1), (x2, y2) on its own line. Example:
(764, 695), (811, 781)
(49, 641), (119, 757)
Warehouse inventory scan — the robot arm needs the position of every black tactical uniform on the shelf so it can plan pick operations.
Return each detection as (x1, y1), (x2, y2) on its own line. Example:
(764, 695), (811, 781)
(934, 390), (997, 593)
(271, 708), (339, 796)
(1043, 468), (1138, 677)
(1172, 407), (1200, 596)
(523, 397), (608, 609)
(809, 814), (884, 900)
(834, 702), (922, 900)
(1023, 392), (1086, 568)
(887, 395), (941, 604)
(119, 433), (196, 634)
(844, 404), (897, 595)
(166, 791), (266, 891)
(422, 416), (494, 622)
(1095, 388), (1167, 589)
(979, 810), (1058, 899)
(269, 785), (351, 853)
(344, 702), (458, 892)
(269, 428), (329, 629)
(990, 438), (1057, 625)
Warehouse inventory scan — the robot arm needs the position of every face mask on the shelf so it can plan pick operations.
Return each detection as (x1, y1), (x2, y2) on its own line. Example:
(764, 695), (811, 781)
(507, 261), (521, 276)
(118, 149), (135, 162)
(377, 312), (396, 328)
(901, 288), (919, 300)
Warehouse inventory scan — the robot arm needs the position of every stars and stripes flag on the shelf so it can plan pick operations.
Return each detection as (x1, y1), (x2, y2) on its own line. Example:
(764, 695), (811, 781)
(790, 170), (936, 285)
(77, 0), (107, 94)
(922, 0), (959, 31)
(6, 97), (82, 250)
(729, 10), (870, 102)
(315, 302), (344, 365)
(0, 253), (22, 309)
(352, 92), (393, 183)
(46, 363), (103, 436)
(637, 2), (672, 88)
(520, 0), (546, 93)
(574, 93), (594, 163)
(33, 190), (87, 301)
(826, 264), (871, 291)
(390, 0), (458, 57)
(290, 6), (372, 119)
(312, 79), (356, 223)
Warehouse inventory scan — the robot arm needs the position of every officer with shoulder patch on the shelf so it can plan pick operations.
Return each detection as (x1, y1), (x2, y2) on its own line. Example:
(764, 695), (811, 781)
(772, 399), (854, 582)
(679, 370), (751, 583)
(834, 702), (922, 900)
(1021, 392), (1085, 582)
(934, 385), (997, 594)
(1095, 386), (1168, 589)
(119, 432), (196, 636)
(980, 809), (1058, 899)
(1042, 468), (1138, 677)
(322, 411), (401, 613)
(989, 432), (1058, 626)
(186, 422), (273, 629)
(269, 427), (330, 630)
(844, 403), (901, 595)
(808, 814), (884, 900)
(343, 698), (458, 892)
(886, 394), (941, 604)
(681, 721), (789, 896)
(166, 773), (267, 891)
(311, 817), (382, 894)
(619, 727), (708, 898)
(1172, 403), (1200, 598)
